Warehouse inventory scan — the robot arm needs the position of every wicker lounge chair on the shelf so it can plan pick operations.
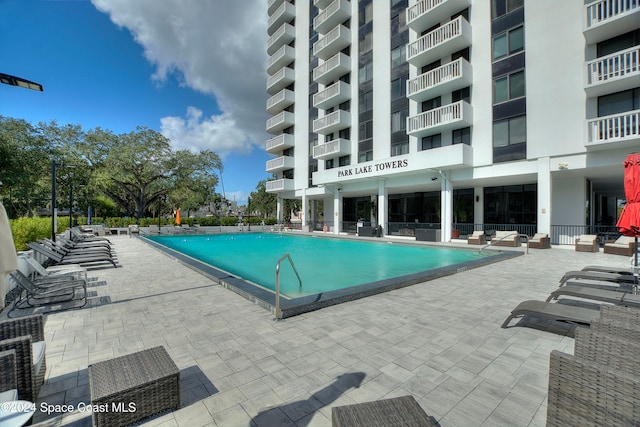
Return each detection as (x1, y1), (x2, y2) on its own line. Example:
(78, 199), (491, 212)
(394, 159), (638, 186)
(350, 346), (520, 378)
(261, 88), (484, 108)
(574, 234), (599, 252)
(467, 230), (486, 245)
(559, 270), (636, 286)
(501, 300), (601, 328)
(604, 235), (636, 256)
(0, 315), (46, 402)
(546, 284), (640, 308)
(528, 233), (550, 249)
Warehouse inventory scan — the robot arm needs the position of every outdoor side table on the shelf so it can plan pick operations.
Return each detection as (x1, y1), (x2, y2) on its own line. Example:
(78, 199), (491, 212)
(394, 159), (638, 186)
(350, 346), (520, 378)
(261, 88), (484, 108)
(332, 395), (436, 427)
(88, 346), (180, 427)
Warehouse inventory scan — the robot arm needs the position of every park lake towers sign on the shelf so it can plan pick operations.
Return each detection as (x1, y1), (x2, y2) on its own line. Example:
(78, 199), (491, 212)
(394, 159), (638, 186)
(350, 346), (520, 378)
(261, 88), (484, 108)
(337, 159), (409, 178)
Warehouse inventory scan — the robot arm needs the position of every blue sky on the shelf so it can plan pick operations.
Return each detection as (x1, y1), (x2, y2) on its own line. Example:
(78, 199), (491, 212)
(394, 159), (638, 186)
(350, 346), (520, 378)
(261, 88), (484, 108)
(0, 0), (271, 206)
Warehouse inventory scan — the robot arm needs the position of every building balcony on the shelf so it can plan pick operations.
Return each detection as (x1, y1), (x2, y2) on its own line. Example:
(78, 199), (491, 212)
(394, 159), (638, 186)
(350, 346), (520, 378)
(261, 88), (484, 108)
(266, 111), (295, 134)
(267, 22), (295, 55)
(267, 44), (295, 75)
(312, 138), (350, 160)
(266, 89), (295, 114)
(584, 0), (640, 44)
(407, 0), (472, 33)
(585, 46), (639, 97)
(314, 0), (333, 9)
(266, 178), (295, 193)
(313, 0), (350, 35)
(266, 67), (295, 95)
(313, 110), (351, 135)
(313, 52), (350, 85)
(266, 155), (296, 173)
(313, 25), (351, 61)
(266, 133), (295, 154)
(268, 1), (295, 36)
(313, 81), (350, 110)
(407, 58), (472, 102)
(406, 100), (472, 138)
(407, 16), (472, 68)
(268, 0), (285, 16)
(586, 110), (640, 150)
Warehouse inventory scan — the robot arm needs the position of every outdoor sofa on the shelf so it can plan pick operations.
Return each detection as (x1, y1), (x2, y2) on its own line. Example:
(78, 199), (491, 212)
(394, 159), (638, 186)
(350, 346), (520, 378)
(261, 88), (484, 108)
(492, 230), (520, 247)
(603, 235), (636, 256)
(574, 234), (599, 252)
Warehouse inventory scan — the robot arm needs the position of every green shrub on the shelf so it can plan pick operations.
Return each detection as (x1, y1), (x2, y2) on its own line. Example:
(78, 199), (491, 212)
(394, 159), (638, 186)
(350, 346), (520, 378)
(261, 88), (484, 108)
(10, 217), (51, 251)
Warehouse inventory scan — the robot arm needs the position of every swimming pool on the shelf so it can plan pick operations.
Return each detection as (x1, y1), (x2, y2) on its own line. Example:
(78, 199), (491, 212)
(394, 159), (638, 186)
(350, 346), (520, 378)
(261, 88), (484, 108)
(144, 232), (519, 318)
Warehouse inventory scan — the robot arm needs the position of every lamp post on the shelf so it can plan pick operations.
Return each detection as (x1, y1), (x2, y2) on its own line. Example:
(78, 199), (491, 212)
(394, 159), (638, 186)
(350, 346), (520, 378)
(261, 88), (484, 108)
(51, 160), (57, 241)
(248, 197), (251, 231)
(0, 73), (43, 91)
(69, 183), (85, 230)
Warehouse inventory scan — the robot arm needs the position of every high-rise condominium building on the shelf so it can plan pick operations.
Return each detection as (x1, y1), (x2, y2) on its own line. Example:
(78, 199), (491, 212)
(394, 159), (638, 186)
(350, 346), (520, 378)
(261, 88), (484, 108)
(265, 0), (639, 242)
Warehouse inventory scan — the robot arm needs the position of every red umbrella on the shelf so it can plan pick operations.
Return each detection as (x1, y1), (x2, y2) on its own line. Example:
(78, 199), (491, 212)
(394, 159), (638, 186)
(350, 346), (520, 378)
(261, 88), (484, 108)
(616, 153), (640, 237)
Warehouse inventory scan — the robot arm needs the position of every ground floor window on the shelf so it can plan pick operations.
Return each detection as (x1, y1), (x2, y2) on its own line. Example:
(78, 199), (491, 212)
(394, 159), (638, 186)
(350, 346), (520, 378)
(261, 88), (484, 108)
(484, 184), (536, 224)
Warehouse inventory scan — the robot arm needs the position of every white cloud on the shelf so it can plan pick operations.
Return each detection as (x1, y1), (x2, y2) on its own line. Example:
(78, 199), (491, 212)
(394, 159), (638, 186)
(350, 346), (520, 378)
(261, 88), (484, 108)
(91, 0), (268, 154)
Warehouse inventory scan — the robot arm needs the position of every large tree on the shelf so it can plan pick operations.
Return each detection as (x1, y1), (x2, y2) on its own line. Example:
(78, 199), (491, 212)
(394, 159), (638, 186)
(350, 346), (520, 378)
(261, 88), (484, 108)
(249, 179), (277, 219)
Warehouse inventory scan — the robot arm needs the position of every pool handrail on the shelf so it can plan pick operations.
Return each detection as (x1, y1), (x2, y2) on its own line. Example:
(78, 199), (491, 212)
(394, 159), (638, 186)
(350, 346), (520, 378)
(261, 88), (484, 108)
(275, 253), (302, 319)
(479, 233), (529, 254)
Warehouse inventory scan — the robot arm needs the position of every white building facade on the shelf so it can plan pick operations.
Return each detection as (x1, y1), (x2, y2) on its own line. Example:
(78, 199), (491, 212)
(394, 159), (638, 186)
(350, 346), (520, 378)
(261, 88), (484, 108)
(265, 0), (640, 243)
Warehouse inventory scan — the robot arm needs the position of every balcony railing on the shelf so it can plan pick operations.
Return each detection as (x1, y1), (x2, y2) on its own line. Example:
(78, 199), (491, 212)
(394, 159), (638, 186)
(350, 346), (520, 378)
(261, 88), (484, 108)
(313, 52), (350, 85)
(587, 110), (640, 147)
(266, 178), (295, 192)
(266, 111), (295, 134)
(268, 1), (295, 36)
(406, 16), (472, 67)
(313, 0), (350, 35)
(266, 89), (295, 114)
(266, 134), (295, 154)
(267, 67), (295, 95)
(314, 0), (333, 9)
(313, 24), (351, 60)
(312, 138), (350, 160)
(585, 46), (639, 96)
(267, 44), (295, 75)
(406, 0), (471, 32)
(267, 22), (295, 55)
(584, 0), (640, 43)
(313, 80), (350, 110)
(407, 58), (472, 101)
(268, 0), (285, 16)
(312, 110), (351, 135)
(406, 100), (472, 137)
(266, 156), (295, 173)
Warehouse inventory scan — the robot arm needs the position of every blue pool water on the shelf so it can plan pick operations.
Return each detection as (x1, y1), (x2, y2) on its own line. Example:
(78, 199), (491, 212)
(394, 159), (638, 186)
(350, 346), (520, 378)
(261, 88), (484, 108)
(145, 233), (492, 298)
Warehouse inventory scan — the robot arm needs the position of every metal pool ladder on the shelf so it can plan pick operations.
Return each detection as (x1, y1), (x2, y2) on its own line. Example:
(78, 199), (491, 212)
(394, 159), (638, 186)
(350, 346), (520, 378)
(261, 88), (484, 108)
(275, 253), (302, 319)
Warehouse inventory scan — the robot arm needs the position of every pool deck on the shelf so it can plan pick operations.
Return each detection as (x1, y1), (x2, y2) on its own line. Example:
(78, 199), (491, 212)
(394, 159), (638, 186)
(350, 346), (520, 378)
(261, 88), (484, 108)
(7, 232), (637, 426)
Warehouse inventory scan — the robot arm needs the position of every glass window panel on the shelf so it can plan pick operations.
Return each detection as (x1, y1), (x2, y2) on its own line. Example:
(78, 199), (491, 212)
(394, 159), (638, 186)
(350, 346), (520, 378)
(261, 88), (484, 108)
(509, 27), (524, 54)
(493, 34), (507, 59)
(510, 71), (525, 98)
(509, 116), (526, 144)
(493, 120), (509, 147)
(507, 0), (524, 12)
(493, 77), (508, 103)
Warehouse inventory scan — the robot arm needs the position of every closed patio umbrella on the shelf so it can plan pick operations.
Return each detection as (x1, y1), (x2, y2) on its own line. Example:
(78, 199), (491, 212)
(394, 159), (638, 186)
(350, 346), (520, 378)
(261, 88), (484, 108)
(0, 201), (18, 309)
(175, 208), (181, 225)
(616, 153), (640, 284)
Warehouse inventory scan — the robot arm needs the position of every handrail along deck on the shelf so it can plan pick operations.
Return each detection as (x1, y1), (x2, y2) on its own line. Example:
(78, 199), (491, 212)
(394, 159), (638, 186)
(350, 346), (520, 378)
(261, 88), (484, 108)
(479, 233), (529, 254)
(275, 253), (302, 319)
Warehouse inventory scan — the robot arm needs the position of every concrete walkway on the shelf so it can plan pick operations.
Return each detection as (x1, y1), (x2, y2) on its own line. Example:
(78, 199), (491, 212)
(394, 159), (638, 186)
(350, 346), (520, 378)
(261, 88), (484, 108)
(12, 233), (635, 426)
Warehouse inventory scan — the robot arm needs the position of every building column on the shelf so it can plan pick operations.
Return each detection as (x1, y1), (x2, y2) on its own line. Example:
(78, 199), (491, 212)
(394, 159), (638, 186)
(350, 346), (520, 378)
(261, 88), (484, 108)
(333, 188), (342, 234)
(377, 180), (388, 237)
(537, 157), (551, 234)
(276, 196), (283, 224)
(301, 188), (308, 228)
(440, 171), (453, 241)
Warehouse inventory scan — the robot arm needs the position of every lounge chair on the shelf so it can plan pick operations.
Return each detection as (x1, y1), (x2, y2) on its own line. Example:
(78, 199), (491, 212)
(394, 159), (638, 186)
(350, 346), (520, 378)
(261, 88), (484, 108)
(559, 270), (636, 286)
(574, 234), (599, 252)
(20, 254), (87, 282)
(71, 227), (112, 243)
(0, 315), (46, 402)
(0, 349), (18, 403)
(528, 233), (550, 249)
(8, 270), (87, 314)
(603, 235), (636, 256)
(27, 242), (118, 269)
(467, 230), (486, 245)
(148, 225), (160, 234)
(501, 300), (601, 328)
(581, 265), (636, 275)
(546, 284), (640, 308)
(492, 230), (520, 247)
(41, 238), (113, 256)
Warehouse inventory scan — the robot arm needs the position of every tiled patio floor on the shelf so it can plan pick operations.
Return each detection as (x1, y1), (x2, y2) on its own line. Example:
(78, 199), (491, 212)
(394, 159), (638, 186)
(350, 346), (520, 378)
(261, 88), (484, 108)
(7, 233), (635, 426)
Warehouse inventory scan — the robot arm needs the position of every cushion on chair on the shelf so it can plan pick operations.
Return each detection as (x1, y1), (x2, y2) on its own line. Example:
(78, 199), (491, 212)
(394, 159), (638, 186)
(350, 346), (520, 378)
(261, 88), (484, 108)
(32, 341), (45, 377)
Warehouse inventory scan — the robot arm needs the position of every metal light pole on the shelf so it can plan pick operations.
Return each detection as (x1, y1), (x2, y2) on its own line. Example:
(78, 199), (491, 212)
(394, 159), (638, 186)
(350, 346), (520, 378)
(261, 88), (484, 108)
(248, 197), (251, 231)
(51, 160), (57, 241)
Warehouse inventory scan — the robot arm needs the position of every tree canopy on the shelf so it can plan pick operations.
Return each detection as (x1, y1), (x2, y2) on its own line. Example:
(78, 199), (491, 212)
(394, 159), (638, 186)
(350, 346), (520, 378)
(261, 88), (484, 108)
(0, 116), (222, 219)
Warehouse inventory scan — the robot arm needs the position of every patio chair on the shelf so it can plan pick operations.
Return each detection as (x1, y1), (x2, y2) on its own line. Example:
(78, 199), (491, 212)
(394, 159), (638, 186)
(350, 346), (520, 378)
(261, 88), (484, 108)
(559, 270), (636, 286)
(581, 265), (636, 275)
(59, 235), (112, 250)
(492, 230), (520, 247)
(20, 254), (87, 282)
(501, 300), (601, 329)
(128, 224), (140, 237)
(0, 315), (46, 402)
(467, 230), (486, 245)
(573, 327), (639, 376)
(41, 238), (113, 256)
(545, 284), (640, 308)
(528, 233), (550, 249)
(148, 225), (160, 234)
(603, 235), (636, 256)
(8, 270), (87, 315)
(0, 349), (18, 403)
(574, 234), (599, 252)
(71, 227), (112, 243)
(27, 242), (118, 268)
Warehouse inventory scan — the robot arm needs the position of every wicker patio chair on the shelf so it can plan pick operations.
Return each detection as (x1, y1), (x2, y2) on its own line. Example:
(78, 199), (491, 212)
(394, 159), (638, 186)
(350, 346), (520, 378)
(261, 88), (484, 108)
(573, 327), (639, 376)
(528, 233), (550, 249)
(467, 230), (486, 245)
(574, 234), (599, 252)
(0, 315), (46, 402)
(0, 349), (18, 402)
